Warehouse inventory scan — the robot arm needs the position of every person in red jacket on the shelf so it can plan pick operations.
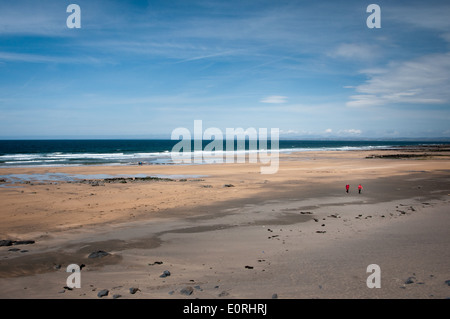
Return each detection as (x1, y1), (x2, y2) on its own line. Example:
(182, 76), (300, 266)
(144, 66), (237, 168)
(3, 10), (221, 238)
(346, 184), (350, 193)
(358, 184), (363, 194)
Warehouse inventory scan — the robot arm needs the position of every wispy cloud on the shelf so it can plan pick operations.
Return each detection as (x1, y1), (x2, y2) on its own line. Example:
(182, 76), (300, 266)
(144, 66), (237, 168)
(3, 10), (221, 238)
(260, 95), (288, 104)
(329, 43), (380, 61)
(346, 52), (450, 107)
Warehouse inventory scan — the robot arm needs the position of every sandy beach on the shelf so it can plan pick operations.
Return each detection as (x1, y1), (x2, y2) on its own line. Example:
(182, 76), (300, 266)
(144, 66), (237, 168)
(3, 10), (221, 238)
(0, 147), (449, 299)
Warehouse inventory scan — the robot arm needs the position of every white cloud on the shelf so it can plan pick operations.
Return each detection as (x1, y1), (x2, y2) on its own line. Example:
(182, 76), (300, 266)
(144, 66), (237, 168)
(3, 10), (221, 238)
(338, 129), (362, 135)
(329, 43), (379, 60)
(347, 52), (450, 107)
(260, 95), (288, 104)
(324, 128), (332, 133)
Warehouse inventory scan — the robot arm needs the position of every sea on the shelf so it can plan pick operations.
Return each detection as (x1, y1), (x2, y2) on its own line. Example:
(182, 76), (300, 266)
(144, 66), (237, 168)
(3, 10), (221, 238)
(0, 139), (446, 168)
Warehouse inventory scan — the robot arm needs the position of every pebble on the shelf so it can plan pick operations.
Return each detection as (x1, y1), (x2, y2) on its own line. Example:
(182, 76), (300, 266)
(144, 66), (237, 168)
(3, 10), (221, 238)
(180, 286), (194, 296)
(97, 289), (109, 298)
(160, 270), (171, 278)
(88, 250), (110, 258)
(129, 287), (139, 294)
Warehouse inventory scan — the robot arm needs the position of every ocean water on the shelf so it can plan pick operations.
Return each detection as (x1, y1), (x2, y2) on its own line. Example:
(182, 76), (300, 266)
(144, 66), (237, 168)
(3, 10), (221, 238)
(0, 139), (444, 168)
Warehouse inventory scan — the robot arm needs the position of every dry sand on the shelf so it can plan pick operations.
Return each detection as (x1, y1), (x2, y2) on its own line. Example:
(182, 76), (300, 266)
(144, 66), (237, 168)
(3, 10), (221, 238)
(0, 148), (449, 299)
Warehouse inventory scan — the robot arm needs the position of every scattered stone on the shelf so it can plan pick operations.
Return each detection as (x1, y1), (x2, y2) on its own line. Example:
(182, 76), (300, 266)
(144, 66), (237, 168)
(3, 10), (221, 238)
(63, 286), (73, 291)
(218, 291), (229, 297)
(8, 248), (20, 252)
(245, 265), (254, 269)
(54, 264), (62, 270)
(223, 184), (235, 187)
(97, 289), (109, 298)
(194, 285), (203, 291)
(129, 287), (139, 294)
(180, 286), (194, 296)
(300, 211), (313, 215)
(148, 261), (163, 266)
(113, 294), (122, 299)
(13, 240), (35, 245)
(272, 293), (278, 299)
(88, 250), (110, 258)
(168, 290), (174, 295)
(405, 276), (416, 284)
(445, 280), (450, 286)
(0, 240), (14, 246)
(316, 231), (326, 234)
(160, 270), (171, 278)
(313, 218), (319, 222)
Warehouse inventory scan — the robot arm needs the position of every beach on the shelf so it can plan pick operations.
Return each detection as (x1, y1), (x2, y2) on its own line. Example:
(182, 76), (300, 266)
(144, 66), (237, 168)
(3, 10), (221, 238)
(0, 147), (449, 299)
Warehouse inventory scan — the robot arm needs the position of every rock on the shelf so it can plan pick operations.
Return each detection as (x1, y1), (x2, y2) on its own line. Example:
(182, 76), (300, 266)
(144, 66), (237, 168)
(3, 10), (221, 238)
(0, 240), (13, 247)
(148, 261), (163, 266)
(8, 248), (20, 252)
(97, 289), (109, 298)
(223, 184), (234, 187)
(88, 250), (110, 258)
(272, 293), (278, 299)
(445, 280), (450, 286)
(160, 270), (171, 278)
(129, 287), (139, 294)
(113, 294), (122, 299)
(316, 231), (326, 234)
(245, 265), (254, 269)
(180, 286), (194, 296)
(218, 291), (229, 297)
(405, 276), (416, 284)
(13, 240), (35, 245)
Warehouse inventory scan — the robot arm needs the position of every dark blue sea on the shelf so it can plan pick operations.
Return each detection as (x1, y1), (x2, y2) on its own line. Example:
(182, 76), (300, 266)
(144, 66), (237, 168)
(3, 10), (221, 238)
(0, 139), (446, 168)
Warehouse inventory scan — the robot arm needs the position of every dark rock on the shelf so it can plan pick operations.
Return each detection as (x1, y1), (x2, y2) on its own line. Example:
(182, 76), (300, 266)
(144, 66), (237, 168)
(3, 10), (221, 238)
(405, 276), (416, 284)
(245, 265), (254, 269)
(218, 291), (229, 297)
(97, 289), (109, 298)
(272, 293), (278, 299)
(160, 270), (171, 278)
(8, 248), (20, 252)
(129, 287), (139, 294)
(445, 280), (450, 286)
(88, 250), (110, 258)
(223, 184), (235, 187)
(148, 261), (163, 266)
(113, 294), (122, 299)
(13, 240), (35, 245)
(316, 231), (326, 233)
(0, 240), (13, 247)
(180, 286), (194, 296)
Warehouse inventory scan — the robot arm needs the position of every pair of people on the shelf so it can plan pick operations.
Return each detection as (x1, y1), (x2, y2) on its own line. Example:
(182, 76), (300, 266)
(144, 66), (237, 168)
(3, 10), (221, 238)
(346, 184), (363, 193)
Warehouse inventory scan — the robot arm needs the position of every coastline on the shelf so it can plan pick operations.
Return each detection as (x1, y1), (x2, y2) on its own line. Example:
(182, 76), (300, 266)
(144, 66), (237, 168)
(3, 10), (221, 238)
(0, 147), (449, 298)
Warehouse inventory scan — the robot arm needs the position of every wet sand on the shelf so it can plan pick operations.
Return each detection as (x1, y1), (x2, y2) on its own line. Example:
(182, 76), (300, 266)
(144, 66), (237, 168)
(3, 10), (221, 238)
(0, 148), (449, 298)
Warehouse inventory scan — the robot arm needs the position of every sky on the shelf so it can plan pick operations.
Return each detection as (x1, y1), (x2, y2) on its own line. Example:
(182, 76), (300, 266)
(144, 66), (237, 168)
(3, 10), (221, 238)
(0, 0), (449, 139)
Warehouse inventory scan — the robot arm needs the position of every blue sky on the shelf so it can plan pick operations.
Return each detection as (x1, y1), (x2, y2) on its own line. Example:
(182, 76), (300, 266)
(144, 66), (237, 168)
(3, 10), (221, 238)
(0, 0), (449, 139)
